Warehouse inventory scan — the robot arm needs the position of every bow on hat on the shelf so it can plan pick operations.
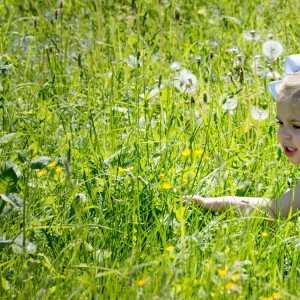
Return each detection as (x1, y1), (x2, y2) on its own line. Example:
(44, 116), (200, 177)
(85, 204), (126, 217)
(268, 54), (300, 100)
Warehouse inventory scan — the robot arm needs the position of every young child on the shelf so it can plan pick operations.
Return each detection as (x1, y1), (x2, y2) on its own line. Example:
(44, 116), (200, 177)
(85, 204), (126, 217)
(184, 56), (300, 219)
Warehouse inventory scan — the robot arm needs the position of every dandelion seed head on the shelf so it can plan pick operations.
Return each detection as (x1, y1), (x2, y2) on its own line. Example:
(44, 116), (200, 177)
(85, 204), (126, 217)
(225, 46), (239, 54)
(170, 61), (181, 71)
(96, 249), (112, 263)
(266, 70), (281, 80)
(262, 40), (284, 60)
(75, 193), (87, 202)
(251, 106), (269, 120)
(125, 55), (139, 68)
(267, 33), (273, 40)
(243, 30), (261, 41)
(139, 86), (161, 99)
(206, 40), (219, 46)
(222, 98), (238, 111)
(174, 69), (197, 94)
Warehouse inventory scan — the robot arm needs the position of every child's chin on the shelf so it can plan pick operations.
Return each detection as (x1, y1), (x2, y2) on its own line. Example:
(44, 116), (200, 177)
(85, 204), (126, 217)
(289, 159), (300, 165)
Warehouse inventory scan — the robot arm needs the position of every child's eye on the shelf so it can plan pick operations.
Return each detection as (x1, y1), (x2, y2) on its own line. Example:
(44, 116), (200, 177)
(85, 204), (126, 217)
(276, 120), (283, 126)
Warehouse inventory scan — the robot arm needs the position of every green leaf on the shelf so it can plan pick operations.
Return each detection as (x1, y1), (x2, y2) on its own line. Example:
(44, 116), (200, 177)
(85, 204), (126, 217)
(0, 132), (19, 144)
(1, 276), (10, 291)
(175, 207), (186, 222)
(30, 156), (51, 169)
(0, 174), (14, 195)
(0, 161), (20, 195)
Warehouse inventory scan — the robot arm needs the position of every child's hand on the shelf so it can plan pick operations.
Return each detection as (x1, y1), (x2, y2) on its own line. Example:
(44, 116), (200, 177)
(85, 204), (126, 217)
(182, 195), (225, 212)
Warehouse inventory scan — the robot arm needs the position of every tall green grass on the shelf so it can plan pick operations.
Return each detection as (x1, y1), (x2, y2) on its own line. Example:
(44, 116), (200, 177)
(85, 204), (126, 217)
(0, 0), (300, 299)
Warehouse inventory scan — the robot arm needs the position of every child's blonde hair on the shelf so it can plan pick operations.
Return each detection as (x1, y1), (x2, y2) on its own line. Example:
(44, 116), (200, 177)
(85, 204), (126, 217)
(278, 71), (300, 105)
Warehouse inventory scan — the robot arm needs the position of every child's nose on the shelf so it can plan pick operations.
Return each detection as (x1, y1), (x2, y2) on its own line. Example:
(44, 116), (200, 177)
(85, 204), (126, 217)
(279, 127), (291, 139)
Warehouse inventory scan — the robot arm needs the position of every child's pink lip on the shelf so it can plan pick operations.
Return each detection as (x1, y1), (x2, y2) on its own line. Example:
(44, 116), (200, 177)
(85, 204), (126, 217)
(283, 145), (297, 157)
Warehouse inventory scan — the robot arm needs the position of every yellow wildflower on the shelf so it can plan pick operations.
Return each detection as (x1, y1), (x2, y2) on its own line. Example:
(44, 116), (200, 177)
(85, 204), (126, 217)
(218, 269), (228, 276)
(118, 166), (133, 173)
(47, 161), (57, 168)
(203, 155), (210, 161)
(261, 231), (268, 237)
(195, 149), (204, 155)
(38, 169), (47, 177)
(273, 292), (282, 298)
(225, 282), (234, 290)
(166, 245), (174, 252)
(225, 282), (238, 292)
(162, 182), (171, 190)
(181, 149), (191, 157)
(55, 167), (63, 173)
(231, 274), (239, 281)
(137, 278), (146, 286)
(158, 173), (165, 180)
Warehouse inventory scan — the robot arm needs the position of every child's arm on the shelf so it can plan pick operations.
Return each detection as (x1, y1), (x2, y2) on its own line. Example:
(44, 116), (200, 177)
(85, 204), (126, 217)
(184, 182), (300, 218)
(270, 182), (300, 218)
(183, 195), (271, 215)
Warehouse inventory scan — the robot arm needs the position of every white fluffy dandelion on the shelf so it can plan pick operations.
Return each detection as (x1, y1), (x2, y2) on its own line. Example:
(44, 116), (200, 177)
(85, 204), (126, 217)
(222, 98), (238, 111)
(262, 40), (284, 60)
(266, 70), (281, 80)
(250, 106), (269, 120)
(124, 55), (139, 68)
(252, 55), (266, 77)
(243, 30), (261, 41)
(173, 69), (197, 94)
(139, 86), (160, 99)
(170, 61), (181, 71)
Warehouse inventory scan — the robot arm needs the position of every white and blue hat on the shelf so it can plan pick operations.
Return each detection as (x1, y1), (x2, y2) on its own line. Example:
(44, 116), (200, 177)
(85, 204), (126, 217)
(268, 54), (300, 100)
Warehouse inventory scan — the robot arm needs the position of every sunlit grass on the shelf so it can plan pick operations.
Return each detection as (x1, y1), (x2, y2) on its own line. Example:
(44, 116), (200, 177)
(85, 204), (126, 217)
(0, 0), (300, 299)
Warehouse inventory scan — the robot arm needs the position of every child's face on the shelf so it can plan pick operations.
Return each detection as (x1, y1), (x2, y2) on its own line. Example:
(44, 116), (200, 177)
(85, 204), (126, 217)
(276, 101), (300, 165)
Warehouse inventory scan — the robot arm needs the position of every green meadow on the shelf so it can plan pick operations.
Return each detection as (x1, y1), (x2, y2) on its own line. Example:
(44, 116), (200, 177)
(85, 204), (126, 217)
(0, 0), (300, 299)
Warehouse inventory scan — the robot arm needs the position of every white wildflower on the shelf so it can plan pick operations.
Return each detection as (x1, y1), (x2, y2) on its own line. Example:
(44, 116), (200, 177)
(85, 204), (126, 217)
(173, 69), (197, 94)
(252, 55), (266, 76)
(124, 55), (139, 68)
(266, 70), (281, 80)
(262, 40), (284, 60)
(226, 46), (239, 53)
(75, 193), (87, 202)
(250, 106), (269, 120)
(170, 62), (181, 71)
(222, 98), (238, 111)
(112, 106), (129, 113)
(139, 87), (160, 99)
(96, 249), (112, 263)
(243, 30), (261, 41)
